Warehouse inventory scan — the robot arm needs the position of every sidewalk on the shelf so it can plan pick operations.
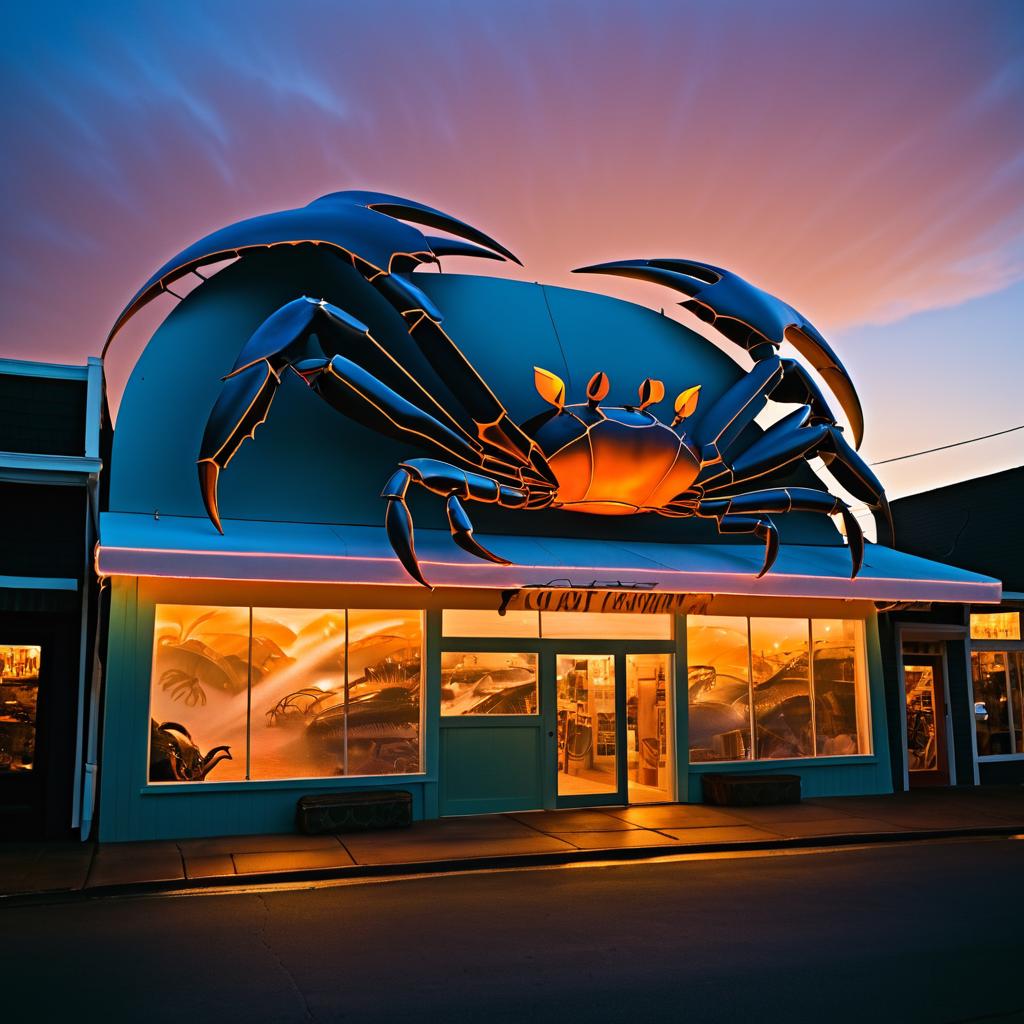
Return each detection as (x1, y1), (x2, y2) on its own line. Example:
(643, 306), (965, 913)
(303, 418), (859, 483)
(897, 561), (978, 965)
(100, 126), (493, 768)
(3, 786), (1023, 900)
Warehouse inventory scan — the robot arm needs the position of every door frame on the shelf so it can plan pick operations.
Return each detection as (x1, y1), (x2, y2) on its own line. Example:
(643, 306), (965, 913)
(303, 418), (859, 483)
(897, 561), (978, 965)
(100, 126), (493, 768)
(545, 647), (629, 809)
(895, 624), (963, 790)
(437, 632), (678, 813)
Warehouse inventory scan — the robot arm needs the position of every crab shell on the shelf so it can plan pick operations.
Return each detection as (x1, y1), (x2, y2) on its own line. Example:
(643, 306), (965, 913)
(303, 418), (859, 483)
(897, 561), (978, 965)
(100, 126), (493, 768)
(532, 403), (700, 515)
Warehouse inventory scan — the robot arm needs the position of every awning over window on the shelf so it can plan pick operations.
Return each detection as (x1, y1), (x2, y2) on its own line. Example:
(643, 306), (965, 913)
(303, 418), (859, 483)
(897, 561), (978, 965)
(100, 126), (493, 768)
(97, 512), (1001, 604)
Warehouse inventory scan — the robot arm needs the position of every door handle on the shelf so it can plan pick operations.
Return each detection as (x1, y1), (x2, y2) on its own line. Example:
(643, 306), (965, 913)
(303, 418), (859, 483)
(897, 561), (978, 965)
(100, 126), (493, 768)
(547, 731), (554, 738)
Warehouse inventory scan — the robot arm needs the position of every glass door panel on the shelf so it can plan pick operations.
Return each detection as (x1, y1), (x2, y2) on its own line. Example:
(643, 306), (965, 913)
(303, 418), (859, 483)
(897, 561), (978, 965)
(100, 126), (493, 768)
(626, 653), (673, 803)
(905, 662), (938, 771)
(556, 654), (617, 798)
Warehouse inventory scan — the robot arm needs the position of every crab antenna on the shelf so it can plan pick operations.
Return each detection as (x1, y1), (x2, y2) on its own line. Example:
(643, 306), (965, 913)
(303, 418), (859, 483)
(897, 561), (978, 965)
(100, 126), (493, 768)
(587, 372), (610, 410)
(637, 378), (665, 411)
(672, 385), (701, 426)
(534, 366), (566, 410)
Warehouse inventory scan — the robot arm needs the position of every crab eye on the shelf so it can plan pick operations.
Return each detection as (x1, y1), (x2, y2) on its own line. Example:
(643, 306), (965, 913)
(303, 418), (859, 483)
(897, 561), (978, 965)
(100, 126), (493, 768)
(587, 372), (610, 404)
(534, 366), (566, 410)
(672, 385), (701, 425)
(637, 378), (665, 410)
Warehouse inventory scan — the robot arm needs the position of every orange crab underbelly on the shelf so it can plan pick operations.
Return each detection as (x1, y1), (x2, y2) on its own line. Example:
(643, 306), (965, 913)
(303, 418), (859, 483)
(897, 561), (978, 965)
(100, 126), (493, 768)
(547, 426), (700, 514)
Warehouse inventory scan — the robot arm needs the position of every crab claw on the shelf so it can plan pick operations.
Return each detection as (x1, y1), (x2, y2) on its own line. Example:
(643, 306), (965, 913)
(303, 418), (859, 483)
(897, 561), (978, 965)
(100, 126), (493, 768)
(343, 191), (522, 265)
(105, 190), (519, 353)
(198, 362), (280, 533)
(573, 258), (864, 449)
(197, 297), (373, 533)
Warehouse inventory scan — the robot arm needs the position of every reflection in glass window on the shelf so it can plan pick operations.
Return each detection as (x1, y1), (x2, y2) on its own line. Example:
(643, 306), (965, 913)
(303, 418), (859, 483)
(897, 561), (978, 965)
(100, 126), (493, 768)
(251, 608), (345, 780)
(149, 605), (249, 782)
(541, 612), (671, 640)
(973, 651), (1024, 756)
(812, 620), (869, 755)
(687, 616), (752, 762)
(344, 610), (423, 776)
(442, 609), (541, 638)
(441, 653), (538, 715)
(750, 618), (812, 759)
(149, 605), (423, 782)
(970, 612), (1021, 641)
(0, 645), (41, 774)
(687, 615), (871, 763)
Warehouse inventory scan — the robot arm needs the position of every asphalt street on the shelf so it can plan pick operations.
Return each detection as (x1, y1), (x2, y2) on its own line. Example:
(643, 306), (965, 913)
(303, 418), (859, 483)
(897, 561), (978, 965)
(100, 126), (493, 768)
(3, 837), (1023, 1023)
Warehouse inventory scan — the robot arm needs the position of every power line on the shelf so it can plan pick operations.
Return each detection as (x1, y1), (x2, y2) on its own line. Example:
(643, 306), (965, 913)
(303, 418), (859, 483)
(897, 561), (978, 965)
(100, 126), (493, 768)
(870, 423), (1024, 466)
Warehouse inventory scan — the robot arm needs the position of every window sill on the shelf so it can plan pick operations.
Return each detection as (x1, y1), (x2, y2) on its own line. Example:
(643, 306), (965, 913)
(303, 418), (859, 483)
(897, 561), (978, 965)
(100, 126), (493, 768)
(976, 754), (1024, 763)
(687, 755), (877, 771)
(141, 773), (432, 795)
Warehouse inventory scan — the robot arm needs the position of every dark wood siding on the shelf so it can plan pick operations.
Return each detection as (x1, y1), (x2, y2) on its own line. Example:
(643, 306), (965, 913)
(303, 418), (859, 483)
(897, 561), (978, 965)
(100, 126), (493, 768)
(892, 466), (1024, 591)
(0, 373), (87, 456)
(0, 483), (86, 579)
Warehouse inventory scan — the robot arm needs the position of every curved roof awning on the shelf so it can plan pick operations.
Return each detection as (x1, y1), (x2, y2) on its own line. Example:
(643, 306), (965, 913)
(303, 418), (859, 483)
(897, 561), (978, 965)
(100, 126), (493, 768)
(97, 513), (1000, 605)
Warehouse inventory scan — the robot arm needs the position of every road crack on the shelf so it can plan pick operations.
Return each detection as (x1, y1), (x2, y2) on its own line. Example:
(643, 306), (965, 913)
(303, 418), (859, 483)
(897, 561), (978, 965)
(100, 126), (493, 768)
(256, 892), (315, 1021)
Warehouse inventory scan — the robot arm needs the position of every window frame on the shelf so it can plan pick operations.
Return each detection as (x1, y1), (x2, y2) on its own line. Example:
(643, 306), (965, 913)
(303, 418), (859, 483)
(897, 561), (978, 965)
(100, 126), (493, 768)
(686, 614), (873, 765)
(971, 639), (1024, 762)
(146, 603), (427, 786)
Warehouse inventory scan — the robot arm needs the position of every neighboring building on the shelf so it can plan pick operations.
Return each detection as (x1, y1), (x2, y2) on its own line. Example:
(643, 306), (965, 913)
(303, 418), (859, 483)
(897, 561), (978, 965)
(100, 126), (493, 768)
(885, 467), (1024, 789)
(91, 204), (999, 842)
(0, 357), (107, 838)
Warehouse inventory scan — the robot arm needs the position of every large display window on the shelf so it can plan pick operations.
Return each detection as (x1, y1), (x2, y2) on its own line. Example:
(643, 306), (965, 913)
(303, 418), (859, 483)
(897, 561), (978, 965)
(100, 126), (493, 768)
(687, 615), (870, 762)
(972, 650), (1024, 757)
(149, 605), (423, 783)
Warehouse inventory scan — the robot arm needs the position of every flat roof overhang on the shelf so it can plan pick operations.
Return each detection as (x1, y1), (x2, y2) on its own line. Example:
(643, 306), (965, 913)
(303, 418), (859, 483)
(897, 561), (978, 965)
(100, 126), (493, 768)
(96, 513), (1002, 605)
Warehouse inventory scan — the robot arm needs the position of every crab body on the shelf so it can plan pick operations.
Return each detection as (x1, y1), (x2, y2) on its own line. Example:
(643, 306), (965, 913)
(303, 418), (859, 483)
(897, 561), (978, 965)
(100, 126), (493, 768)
(106, 189), (893, 589)
(533, 404), (700, 515)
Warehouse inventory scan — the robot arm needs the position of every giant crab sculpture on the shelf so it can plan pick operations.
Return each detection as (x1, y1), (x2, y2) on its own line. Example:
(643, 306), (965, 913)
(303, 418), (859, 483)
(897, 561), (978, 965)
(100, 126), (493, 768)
(107, 190), (890, 587)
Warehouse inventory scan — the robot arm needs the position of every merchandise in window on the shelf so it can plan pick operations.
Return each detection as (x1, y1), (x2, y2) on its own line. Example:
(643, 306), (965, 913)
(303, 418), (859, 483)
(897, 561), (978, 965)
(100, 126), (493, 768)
(687, 615), (870, 763)
(0, 645), (41, 774)
(440, 653), (538, 715)
(149, 605), (423, 782)
(970, 612), (1021, 641)
(972, 651), (1024, 757)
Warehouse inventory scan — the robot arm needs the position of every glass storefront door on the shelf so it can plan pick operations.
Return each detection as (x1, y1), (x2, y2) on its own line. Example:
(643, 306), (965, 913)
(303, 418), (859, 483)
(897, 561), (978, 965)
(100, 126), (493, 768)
(556, 653), (619, 801)
(626, 653), (673, 803)
(903, 653), (950, 786)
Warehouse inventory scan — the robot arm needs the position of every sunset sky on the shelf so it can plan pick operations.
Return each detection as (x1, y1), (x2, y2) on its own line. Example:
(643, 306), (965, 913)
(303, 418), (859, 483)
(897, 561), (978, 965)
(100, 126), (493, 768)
(2, 0), (1022, 503)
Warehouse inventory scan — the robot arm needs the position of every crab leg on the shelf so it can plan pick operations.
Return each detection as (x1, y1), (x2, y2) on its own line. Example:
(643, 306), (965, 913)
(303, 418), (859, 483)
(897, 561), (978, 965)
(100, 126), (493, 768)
(701, 404), (892, 544)
(698, 487), (864, 578)
(382, 457), (539, 587)
(198, 297), (526, 532)
(362, 269), (558, 489)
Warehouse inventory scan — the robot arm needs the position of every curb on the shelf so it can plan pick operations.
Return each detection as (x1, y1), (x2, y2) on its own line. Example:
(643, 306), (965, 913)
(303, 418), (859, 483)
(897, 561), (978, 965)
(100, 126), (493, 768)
(2, 822), (1021, 907)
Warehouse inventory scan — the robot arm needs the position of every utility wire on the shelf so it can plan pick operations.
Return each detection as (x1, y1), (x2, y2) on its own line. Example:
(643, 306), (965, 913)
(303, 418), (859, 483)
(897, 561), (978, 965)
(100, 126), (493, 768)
(869, 422), (1024, 466)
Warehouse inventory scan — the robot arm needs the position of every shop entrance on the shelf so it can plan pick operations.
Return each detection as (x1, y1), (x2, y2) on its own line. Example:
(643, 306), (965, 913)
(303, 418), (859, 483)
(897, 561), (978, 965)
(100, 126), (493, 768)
(903, 652), (950, 787)
(553, 651), (673, 808)
(437, 611), (677, 817)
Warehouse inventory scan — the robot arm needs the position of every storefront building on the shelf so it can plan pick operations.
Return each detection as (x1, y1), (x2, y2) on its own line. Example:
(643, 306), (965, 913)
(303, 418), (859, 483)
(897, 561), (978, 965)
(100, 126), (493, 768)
(93, 192), (999, 841)
(0, 356), (107, 838)
(887, 468), (1023, 788)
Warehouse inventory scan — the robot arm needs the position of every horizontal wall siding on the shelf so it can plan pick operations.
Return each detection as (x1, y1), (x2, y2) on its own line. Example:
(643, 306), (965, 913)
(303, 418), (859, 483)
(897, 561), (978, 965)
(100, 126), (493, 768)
(686, 758), (891, 801)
